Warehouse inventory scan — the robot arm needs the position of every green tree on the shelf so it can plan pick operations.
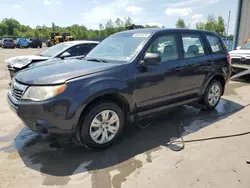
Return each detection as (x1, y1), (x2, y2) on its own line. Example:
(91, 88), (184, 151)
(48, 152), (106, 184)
(105, 19), (114, 28)
(124, 17), (133, 26)
(99, 23), (104, 30)
(115, 18), (123, 27)
(176, 18), (186, 28)
(196, 14), (225, 36)
(196, 22), (205, 30)
(216, 16), (225, 36)
(0, 17), (164, 39)
(1, 18), (20, 36)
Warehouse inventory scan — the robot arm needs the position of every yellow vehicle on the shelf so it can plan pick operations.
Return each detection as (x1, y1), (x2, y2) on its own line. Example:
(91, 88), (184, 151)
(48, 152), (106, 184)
(62, 33), (74, 42)
(46, 32), (64, 47)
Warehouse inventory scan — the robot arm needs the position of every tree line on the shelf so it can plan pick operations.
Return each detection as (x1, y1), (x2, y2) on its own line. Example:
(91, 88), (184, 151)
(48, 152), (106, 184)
(0, 15), (233, 39)
(175, 14), (233, 37)
(0, 17), (161, 39)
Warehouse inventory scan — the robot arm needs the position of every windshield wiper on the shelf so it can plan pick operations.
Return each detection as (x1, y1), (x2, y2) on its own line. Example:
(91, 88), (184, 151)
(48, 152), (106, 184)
(85, 58), (108, 63)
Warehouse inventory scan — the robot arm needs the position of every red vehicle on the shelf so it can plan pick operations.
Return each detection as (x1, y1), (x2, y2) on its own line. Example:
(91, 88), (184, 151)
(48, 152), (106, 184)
(244, 39), (250, 44)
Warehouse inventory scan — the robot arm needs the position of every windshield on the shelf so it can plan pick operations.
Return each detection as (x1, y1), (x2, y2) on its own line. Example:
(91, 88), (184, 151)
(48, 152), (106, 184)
(85, 33), (150, 62)
(241, 42), (250, 49)
(39, 43), (72, 57)
(4, 39), (13, 43)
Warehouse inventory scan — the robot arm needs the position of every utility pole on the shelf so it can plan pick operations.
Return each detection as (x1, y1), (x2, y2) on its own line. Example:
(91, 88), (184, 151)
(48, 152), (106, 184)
(226, 10), (231, 46)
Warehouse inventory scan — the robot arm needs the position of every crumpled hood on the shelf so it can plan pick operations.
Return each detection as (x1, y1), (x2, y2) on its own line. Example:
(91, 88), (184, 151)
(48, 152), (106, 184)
(15, 59), (123, 85)
(5, 55), (49, 69)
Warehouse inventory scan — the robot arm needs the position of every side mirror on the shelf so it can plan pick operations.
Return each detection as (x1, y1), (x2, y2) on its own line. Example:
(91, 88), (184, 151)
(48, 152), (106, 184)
(236, 46), (241, 50)
(60, 52), (70, 59)
(141, 53), (161, 66)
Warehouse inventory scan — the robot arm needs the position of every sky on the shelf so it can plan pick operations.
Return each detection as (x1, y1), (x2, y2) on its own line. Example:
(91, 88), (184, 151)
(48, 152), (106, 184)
(0, 0), (237, 34)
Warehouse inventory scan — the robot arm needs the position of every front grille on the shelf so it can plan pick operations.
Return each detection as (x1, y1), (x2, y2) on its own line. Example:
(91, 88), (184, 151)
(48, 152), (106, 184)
(12, 88), (23, 101)
(231, 58), (250, 65)
(10, 80), (28, 101)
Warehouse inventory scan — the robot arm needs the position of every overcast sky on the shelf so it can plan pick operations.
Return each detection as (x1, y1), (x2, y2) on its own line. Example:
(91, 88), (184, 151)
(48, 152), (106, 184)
(0, 0), (237, 34)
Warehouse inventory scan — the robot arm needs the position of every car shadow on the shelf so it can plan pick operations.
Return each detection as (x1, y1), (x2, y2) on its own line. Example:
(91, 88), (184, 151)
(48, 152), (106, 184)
(9, 98), (246, 186)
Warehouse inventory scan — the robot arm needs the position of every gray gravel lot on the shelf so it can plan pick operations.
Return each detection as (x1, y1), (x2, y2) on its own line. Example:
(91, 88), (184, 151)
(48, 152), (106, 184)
(0, 48), (250, 188)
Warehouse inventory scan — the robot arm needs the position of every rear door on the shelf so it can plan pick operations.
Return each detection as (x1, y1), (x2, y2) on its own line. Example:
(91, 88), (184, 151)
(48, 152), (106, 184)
(177, 32), (210, 98)
(205, 34), (229, 77)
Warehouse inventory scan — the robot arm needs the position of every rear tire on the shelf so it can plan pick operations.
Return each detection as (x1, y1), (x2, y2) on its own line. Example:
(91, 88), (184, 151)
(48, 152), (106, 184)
(201, 80), (222, 110)
(78, 102), (125, 149)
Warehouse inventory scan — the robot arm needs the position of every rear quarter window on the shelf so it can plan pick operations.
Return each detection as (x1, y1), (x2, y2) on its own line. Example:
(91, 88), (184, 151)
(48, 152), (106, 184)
(206, 35), (225, 54)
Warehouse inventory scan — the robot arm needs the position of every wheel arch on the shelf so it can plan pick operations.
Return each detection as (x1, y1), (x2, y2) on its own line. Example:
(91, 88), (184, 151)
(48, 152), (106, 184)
(75, 91), (133, 141)
(200, 74), (226, 96)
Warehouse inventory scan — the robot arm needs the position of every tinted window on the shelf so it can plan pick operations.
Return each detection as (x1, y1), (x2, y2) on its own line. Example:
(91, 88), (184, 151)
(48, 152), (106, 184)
(67, 44), (92, 56)
(206, 35), (224, 53)
(182, 34), (205, 58)
(147, 34), (178, 62)
(90, 43), (98, 49)
(4, 39), (14, 43)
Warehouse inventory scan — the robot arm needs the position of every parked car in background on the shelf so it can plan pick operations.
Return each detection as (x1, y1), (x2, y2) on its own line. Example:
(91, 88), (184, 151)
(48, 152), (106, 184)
(229, 41), (250, 74)
(16, 38), (29, 48)
(0, 39), (3, 47)
(7, 28), (231, 149)
(6, 40), (99, 79)
(28, 37), (42, 48)
(2, 38), (15, 48)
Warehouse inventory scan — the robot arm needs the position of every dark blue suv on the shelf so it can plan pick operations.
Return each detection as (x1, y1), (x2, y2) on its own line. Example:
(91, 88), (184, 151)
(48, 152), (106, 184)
(8, 28), (231, 149)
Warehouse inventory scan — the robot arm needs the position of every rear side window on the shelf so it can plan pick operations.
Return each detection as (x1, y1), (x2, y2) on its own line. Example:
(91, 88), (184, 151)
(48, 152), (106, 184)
(206, 35), (224, 53)
(182, 34), (205, 58)
(67, 44), (93, 56)
(91, 43), (98, 49)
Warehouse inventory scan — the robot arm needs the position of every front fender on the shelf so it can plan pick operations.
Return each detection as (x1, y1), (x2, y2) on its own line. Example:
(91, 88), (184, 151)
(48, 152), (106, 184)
(67, 78), (136, 129)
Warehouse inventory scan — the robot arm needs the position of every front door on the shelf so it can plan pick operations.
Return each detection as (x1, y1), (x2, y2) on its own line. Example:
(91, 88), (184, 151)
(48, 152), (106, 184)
(134, 33), (183, 112)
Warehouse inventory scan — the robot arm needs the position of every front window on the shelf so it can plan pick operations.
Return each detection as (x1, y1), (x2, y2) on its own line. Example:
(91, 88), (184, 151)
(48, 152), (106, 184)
(85, 33), (150, 62)
(146, 34), (178, 62)
(241, 41), (250, 49)
(39, 43), (72, 57)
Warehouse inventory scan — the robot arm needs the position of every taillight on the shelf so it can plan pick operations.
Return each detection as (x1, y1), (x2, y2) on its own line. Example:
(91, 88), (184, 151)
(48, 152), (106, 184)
(227, 54), (231, 65)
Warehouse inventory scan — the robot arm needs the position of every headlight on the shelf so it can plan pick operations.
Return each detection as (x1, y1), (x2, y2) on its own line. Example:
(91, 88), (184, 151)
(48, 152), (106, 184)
(22, 84), (67, 101)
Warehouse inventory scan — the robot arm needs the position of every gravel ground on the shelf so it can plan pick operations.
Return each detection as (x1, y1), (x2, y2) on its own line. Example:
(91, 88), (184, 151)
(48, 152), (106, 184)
(0, 48), (250, 188)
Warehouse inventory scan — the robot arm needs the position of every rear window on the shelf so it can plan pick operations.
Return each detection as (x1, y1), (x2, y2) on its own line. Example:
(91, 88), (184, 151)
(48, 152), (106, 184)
(206, 35), (224, 53)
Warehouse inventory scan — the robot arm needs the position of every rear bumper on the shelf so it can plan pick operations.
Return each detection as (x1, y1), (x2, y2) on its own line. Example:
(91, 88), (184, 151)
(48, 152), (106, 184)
(3, 45), (14, 48)
(231, 64), (250, 73)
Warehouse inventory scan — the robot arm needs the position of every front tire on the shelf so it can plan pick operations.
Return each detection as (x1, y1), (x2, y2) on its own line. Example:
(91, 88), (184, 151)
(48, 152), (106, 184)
(202, 80), (222, 110)
(78, 102), (125, 149)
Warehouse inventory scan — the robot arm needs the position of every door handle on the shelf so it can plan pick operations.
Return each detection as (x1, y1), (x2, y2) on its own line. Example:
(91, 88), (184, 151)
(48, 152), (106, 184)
(174, 66), (182, 72)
